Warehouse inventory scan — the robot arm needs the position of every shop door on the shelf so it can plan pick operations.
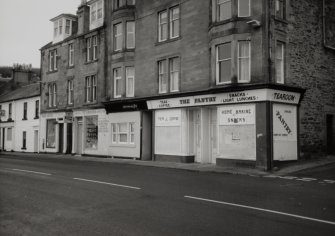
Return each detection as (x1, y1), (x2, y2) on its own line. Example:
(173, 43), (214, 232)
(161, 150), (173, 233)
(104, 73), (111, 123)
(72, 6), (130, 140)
(66, 123), (72, 154)
(194, 110), (202, 162)
(77, 123), (83, 154)
(58, 124), (64, 153)
(34, 130), (38, 152)
(327, 115), (335, 154)
(209, 108), (217, 163)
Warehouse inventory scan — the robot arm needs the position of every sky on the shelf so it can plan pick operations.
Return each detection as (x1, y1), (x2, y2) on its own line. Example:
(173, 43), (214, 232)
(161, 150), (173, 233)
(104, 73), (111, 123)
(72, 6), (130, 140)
(0, 0), (80, 68)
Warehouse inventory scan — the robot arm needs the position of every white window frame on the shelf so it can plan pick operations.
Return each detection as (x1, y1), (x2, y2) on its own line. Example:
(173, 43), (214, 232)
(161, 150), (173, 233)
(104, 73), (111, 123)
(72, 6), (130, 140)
(54, 20), (58, 37)
(275, 41), (285, 84)
(69, 43), (74, 66)
(126, 67), (135, 97)
(93, 35), (98, 60)
(48, 84), (53, 107)
(65, 19), (71, 35)
(126, 21), (135, 49)
(85, 76), (92, 102)
(111, 122), (135, 145)
(216, 42), (232, 85)
(92, 75), (97, 101)
(114, 68), (122, 98)
(97, 0), (103, 20)
(87, 37), (92, 62)
(114, 23), (123, 51)
(158, 60), (167, 94)
(238, 0), (250, 17)
(49, 49), (57, 72)
(237, 41), (251, 83)
(54, 50), (58, 71)
(158, 10), (168, 42)
(169, 57), (180, 92)
(52, 83), (57, 107)
(91, 2), (97, 23)
(67, 80), (74, 105)
(217, 0), (232, 21)
(58, 19), (63, 34)
(169, 6), (180, 39)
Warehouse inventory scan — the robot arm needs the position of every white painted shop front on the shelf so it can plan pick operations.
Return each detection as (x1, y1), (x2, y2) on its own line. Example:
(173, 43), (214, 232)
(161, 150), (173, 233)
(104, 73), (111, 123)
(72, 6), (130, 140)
(148, 88), (301, 164)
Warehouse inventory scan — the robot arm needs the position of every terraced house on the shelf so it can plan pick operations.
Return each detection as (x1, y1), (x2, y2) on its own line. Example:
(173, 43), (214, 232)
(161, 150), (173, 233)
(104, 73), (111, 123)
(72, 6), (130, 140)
(40, 0), (335, 170)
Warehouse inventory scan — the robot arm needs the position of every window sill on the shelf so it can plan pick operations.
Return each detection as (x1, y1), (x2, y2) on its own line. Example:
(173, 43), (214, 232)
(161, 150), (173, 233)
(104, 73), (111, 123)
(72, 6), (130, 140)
(210, 17), (252, 28)
(274, 17), (289, 24)
(7, 118), (13, 122)
(111, 48), (135, 55)
(84, 101), (97, 106)
(22, 118), (27, 121)
(21, 147), (27, 150)
(46, 70), (58, 75)
(85, 59), (98, 65)
(110, 143), (136, 148)
(67, 65), (75, 69)
(156, 36), (181, 46)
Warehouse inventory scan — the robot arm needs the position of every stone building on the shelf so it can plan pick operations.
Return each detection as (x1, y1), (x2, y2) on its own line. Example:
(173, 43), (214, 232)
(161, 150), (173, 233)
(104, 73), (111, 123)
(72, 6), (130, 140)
(40, 0), (335, 170)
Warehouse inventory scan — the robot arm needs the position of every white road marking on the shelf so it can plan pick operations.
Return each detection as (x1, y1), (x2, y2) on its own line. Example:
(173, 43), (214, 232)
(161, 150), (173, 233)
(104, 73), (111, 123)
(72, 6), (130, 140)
(296, 178), (317, 182)
(278, 176), (297, 180)
(263, 175), (278, 178)
(324, 180), (335, 184)
(73, 177), (141, 190)
(184, 195), (335, 226)
(11, 168), (52, 176)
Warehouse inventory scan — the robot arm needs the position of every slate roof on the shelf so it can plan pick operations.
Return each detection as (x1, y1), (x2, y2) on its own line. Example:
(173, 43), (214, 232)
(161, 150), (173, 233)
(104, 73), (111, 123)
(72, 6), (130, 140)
(0, 83), (40, 103)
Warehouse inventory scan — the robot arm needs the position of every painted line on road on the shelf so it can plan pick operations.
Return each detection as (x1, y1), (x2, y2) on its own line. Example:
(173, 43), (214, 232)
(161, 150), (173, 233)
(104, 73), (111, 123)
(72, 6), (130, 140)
(296, 178), (317, 182)
(73, 177), (141, 190)
(11, 168), (52, 176)
(324, 180), (335, 184)
(184, 195), (335, 226)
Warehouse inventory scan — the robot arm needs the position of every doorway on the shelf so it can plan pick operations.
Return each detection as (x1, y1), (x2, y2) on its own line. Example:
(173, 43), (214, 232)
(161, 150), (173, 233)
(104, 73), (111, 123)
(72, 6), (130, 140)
(58, 123), (64, 153)
(209, 108), (217, 164)
(194, 109), (202, 163)
(326, 114), (335, 155)
(66, 123), (72, 154)
(77, 122), (83, 155)
(34, 130), (38, 152)
(1, 128), (5, 151)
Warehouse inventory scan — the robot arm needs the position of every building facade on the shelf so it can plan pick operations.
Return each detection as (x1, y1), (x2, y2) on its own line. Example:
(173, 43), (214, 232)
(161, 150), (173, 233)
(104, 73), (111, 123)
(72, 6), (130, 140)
(40, 0), (335, 170)
(0, 82), (40, 153)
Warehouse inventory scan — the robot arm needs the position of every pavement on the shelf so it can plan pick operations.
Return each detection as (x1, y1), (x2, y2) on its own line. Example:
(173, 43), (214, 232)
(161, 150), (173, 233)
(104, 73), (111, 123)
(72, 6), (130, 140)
(1, 151), (335, 177)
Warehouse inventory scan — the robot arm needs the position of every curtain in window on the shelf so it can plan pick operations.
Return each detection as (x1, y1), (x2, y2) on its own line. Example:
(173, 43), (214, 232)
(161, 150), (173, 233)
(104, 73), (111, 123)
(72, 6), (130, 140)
(238, 41), (250, 82)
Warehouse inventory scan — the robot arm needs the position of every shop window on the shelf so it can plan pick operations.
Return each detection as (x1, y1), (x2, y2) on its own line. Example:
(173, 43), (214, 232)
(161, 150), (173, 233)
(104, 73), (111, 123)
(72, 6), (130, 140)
(158, 57), (180, 94)
(46, 119), (56, 148)
(49, 49), (58, 72)
(217, 0), (231, 21)
(35, 100), (39, 118)
(158, 5), (180, 42)
(86, 35), (98, 62)
(22, 131), (27, 149)
(85, 75), (97, 103)
(67, 80), (74, 105)
(114, 67), (122, 98)
(68, 43), (74, 66)
(275, 41), (285, 84)
(23, 102), (27, 120)
(275, 0), (286, 19)
(126, 67), (135, 97)
(7, 128), (12, 141)
(86, 116), (98, 149)
(111, 122), (135, 145)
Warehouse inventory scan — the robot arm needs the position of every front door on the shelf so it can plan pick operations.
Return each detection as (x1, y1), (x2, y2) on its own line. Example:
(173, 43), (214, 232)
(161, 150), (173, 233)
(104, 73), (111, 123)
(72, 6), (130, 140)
(66, 123), (72, 154)
(77, 123), (83, 154)
(58, 123), (64, 153)
(194, 109), (202, 162)
(34, 130), (38, 152)
(1, 128), (5, 151)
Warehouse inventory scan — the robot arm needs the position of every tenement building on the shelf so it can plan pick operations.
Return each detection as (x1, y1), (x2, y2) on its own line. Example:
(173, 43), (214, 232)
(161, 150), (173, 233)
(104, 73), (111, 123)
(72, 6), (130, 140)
(40, 0), (335, 170)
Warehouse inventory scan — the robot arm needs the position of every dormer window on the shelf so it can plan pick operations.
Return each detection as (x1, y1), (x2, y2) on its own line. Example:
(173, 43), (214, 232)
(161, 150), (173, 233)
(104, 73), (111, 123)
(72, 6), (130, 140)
(89, 0), (104, 30)
(51, 14), (77, 44)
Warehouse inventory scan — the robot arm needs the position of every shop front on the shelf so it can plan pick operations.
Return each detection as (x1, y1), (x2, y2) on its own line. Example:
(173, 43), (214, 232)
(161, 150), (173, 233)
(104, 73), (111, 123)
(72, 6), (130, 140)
(40, 111), (73, 153)
(147, 86), (304, 169)
(103, 100), (152, 160)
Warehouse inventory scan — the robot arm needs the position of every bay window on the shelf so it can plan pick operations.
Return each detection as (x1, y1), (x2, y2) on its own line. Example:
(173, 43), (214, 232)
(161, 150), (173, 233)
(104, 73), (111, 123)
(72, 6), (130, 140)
(217, 0), (231, 21)
(238, 41), (250, 82)
(216, 42), (232, 84)
(114, 23), (123, 51)
(114, 68), (122, 98)
(126, 21), (135, 49)
(275, 41), (285, 83)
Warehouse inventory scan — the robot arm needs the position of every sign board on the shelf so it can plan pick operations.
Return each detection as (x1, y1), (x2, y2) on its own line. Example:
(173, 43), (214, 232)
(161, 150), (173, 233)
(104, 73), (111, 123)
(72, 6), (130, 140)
(218, 104), (255, 125)
(147, 89), (301, 110)
(0, 110), (5, 117)
(155, 109), (182, 127)
(273, 104), (297, 141)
